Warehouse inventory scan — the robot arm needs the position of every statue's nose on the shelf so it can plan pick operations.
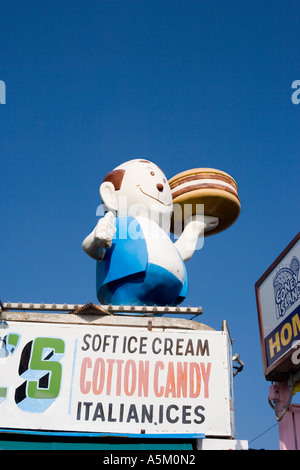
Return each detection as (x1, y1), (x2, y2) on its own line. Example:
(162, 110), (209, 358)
(156, 183), (164, 192)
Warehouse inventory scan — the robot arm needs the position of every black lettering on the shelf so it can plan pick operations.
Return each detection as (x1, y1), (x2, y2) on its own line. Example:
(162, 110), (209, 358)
(139, 337), (148, 354)
(81, 334), (91, 351)
(112, 335), (118, 353)
(159, 404), (164, 423)
(141, 404), (154, 423)
(76, 401), (81, 420)
(185, 339), (194, 355)
(182, 405), (192, 423)
(83, 402), (93, 420)
(93, 402), (105, 421)
(128, 336), (138, 353)
(102, 335), (111, 352)
(108, 403), (117, 421)
(152, 337), (162, 354)
(92, 334), (101, 352)
(166, 404), (179, 423)
(126, 404), (139, 422)
(194, 405), (205, 424)
(119, 403), (124, 422)
(176, 338), (184, 355)
(164, 338), (173, 355)
(196, 339), (210, 356)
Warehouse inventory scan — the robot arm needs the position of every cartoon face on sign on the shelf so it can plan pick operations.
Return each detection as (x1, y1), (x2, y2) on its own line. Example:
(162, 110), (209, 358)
(82, 159), (218, 309)
(273, 256), (300, 319)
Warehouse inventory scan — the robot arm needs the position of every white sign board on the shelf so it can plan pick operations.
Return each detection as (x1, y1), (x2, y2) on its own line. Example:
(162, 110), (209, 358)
(0, 320), (234, 438)
(255, 233), (300, 380)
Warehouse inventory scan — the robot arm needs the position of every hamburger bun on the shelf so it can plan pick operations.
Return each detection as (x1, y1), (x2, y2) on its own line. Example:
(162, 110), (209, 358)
(169, 168), (241, 236)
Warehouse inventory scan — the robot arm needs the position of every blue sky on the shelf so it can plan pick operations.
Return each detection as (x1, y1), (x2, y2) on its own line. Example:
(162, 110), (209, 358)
(1, 0), (300, 449)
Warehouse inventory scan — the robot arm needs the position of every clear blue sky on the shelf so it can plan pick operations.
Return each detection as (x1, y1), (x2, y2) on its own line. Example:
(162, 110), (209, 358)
(1, 0), (299, 449)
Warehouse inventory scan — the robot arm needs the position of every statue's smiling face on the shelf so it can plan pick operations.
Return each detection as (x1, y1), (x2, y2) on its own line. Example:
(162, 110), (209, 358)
(135, 162), (172, 207)
(116, 159), (173, 225)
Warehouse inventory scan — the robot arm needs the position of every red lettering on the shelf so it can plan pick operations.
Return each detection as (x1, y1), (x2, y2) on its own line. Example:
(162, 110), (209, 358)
(106, 359), (115, 395)
(164, 362), (176, 397)
(138, 360), (149, 397)
(154, 361), (164, 397)
(201, 362), (211, 398)
(115, 360), (124, 396)
(80, 357), (92, 394)
(92, 358), (105, 394)
(189, 362), (201, 398)
(176, 362), (188, 397)
(124, 360), (137, 396)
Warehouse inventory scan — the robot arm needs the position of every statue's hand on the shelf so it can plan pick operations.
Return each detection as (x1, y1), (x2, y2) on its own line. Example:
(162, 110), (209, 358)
(94, 211), (116, 248)
(184, 214), (219, 235)
(175, 215), (219, 262)
(203, 215), (219, 233)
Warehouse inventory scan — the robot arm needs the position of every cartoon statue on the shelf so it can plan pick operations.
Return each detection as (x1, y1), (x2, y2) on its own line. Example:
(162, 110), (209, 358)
(82, 159), (231, 307)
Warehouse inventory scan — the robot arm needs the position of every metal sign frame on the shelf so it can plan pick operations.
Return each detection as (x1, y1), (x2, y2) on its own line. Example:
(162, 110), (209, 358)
(255, 232), (300, 381)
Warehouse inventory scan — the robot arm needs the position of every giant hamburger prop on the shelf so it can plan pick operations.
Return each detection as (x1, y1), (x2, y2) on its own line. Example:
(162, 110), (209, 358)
(169, 168), (241, 236)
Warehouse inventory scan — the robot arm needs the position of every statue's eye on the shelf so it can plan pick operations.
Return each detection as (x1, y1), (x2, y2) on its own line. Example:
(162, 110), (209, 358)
(163, 178), (166, 183)
(150, 171), (155, 176)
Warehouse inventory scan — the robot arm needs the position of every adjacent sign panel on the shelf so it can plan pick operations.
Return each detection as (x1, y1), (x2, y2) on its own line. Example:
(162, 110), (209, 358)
(0, 321), (233, 438)
(255, 232), (300, 380)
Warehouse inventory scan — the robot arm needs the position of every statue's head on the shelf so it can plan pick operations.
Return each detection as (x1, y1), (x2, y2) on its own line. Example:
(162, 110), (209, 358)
(100, 159), (173, 231)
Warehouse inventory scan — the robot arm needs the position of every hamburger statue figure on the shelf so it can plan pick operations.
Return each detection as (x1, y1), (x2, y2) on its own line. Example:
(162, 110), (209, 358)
(82, 159), (240, 308)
